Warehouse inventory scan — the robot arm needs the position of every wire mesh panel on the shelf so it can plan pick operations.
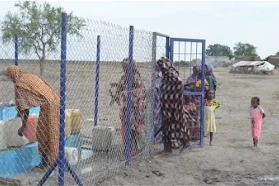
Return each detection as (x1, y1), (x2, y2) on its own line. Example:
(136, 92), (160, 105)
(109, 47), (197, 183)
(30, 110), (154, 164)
(0, 12), (169, 185)
(61, 20), (132, 185)
(0, 20), (62, 186)
(170, 38), (206, 149)
(155, 33), (169, 59)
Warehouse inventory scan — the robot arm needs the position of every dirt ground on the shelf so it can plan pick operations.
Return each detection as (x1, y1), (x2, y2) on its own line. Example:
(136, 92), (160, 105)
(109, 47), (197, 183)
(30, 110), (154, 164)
(98, 67), (279, 186)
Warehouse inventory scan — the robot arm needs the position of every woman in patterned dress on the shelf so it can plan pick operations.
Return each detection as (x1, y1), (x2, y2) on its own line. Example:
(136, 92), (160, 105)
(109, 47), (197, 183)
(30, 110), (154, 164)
(109, 59), (146, 153)
(157, 57), (194, 153)
(6, 65), (60, 170)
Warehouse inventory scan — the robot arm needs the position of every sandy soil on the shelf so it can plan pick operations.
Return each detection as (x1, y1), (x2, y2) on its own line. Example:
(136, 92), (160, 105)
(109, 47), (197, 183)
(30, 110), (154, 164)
(98, 67), (279, 186)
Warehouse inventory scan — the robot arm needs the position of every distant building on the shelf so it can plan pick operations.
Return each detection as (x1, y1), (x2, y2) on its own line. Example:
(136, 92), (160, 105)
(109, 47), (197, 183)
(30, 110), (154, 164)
(263, 55), (279, 69)
(235, 56), (261, 61)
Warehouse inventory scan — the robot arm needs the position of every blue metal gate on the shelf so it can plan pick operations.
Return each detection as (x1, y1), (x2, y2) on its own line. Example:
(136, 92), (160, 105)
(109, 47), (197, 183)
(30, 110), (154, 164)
(169, 38), (206, 149)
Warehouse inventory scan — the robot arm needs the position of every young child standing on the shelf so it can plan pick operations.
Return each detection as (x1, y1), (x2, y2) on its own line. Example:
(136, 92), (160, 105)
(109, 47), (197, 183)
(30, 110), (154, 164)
(250, 97), (266, 147)
(204, 90), (220, 146)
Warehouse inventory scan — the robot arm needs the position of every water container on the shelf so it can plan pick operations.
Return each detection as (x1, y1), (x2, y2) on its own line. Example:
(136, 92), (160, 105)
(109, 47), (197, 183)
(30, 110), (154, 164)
(70, 109), (81, 135)
(23, 116), (37, 144)
(91, 125), (115, 151)
(5, 118), (29, 147)
(65, 147), (79, 165)
(65, 110), (72, 138)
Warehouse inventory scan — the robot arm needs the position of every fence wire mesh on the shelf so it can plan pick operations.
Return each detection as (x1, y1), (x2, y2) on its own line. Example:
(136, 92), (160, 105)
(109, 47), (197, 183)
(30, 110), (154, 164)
(0, 15), (157, 185)
(0, 29), (62, 186)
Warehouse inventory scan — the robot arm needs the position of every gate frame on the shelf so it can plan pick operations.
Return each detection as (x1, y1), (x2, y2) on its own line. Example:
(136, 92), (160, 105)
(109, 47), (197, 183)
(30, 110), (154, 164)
(169, 37), (206, 150)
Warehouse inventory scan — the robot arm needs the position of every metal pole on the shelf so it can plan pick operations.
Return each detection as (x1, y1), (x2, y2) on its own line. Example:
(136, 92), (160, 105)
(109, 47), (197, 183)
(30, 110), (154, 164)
(169, 39), (174, 62)
(94, 35), (101, 126)
(125, 25), (134, 166)
(15, 34), (18, 66)
(166, 37), (170, 59)
(58, 12), (68, 186)
(142, 32), (157, 159)
(200, 40), (206, 148)
(164, 36), (170, 151)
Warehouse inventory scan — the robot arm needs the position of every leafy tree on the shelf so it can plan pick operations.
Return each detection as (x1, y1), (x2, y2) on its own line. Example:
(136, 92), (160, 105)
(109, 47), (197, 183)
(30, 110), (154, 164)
(206, 44), (234, 59)
(275, 52), (279, 56)
(1, 1), (86, 75)
(233, 42), (258, 57)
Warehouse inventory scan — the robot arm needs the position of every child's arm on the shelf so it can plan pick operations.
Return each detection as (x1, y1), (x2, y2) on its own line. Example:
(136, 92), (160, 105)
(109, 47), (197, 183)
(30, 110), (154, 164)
(216, 100), (221, 109)
(213, 77), (217, 91)
(260, 106), (266, 119)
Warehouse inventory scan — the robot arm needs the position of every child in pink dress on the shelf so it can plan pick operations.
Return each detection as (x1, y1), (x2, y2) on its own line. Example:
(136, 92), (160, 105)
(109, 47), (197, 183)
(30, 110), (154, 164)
(250, 97), (266, 147)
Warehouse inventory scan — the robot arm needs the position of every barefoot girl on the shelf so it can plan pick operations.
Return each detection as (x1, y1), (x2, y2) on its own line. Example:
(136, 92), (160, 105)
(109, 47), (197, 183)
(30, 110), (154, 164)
(204, 90), (220, 145)
(250, 97), (266, 147)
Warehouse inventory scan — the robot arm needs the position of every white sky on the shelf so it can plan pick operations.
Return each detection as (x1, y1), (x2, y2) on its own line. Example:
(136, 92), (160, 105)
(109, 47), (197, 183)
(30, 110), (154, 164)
(0, 0), (278, 59)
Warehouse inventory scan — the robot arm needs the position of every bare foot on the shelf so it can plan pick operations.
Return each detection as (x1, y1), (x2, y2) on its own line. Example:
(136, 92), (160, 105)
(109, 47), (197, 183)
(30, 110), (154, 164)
(180, 141), (190, 153)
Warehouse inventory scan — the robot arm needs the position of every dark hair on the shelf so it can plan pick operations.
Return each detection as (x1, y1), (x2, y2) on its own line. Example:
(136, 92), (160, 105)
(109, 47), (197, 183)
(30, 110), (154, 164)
(251, 97), (260, 105)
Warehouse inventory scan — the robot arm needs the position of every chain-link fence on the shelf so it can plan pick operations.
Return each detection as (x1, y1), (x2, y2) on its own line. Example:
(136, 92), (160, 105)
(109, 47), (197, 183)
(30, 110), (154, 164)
(0, 12), (164, 185)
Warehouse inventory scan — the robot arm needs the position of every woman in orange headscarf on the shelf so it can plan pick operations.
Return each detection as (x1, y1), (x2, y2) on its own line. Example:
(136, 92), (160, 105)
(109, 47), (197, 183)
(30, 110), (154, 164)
(6, 65), (60, 170)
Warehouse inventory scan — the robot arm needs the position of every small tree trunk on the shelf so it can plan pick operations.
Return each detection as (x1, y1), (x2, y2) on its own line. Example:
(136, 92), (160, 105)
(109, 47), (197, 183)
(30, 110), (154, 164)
(39, 60), (44, 77)
(40, 46), (46, 76)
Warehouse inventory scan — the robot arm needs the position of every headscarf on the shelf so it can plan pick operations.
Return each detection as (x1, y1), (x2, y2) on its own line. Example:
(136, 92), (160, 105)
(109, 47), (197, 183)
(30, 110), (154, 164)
(205, 64), (216, 78)
(193, 64), (201, 73)
(6, 65), (59, 103)
(157, 57), (173, 72)
(157, 57), (180, 81)
(122, 58), (140, 78)
(6, 65), (23, 83)
(109, 58), (144, 106)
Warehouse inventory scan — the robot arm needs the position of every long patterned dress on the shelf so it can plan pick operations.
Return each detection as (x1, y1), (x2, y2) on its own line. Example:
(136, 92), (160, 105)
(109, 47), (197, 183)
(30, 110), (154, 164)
(157, 57), (194, 150)
(109, 59), (146, 152)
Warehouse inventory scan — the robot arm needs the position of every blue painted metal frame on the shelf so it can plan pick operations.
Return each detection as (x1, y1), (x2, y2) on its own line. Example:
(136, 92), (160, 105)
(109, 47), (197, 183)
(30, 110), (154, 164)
(169, 37), (206, 150)
(15, 34), (18, 66)
(58, 12), (67, 186)
(38, 12), (83, 186)
(125, 25), (134, 166)
(94, 35), (101, 126)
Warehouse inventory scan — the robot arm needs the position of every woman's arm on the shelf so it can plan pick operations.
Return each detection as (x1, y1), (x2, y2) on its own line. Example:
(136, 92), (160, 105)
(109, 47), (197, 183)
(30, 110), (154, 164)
(18, 109), (29, 136)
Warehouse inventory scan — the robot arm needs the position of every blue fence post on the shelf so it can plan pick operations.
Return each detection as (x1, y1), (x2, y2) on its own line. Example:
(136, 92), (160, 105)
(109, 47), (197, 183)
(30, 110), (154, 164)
(169, 39), (174, 63)
(166, 36), (170, 59)
(15, 34), (18, 66)
(200, 40), (206, 148)
(58, 12), (68, 186)
(125, 25), (134, 166)
(94, 35), (101, 126)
